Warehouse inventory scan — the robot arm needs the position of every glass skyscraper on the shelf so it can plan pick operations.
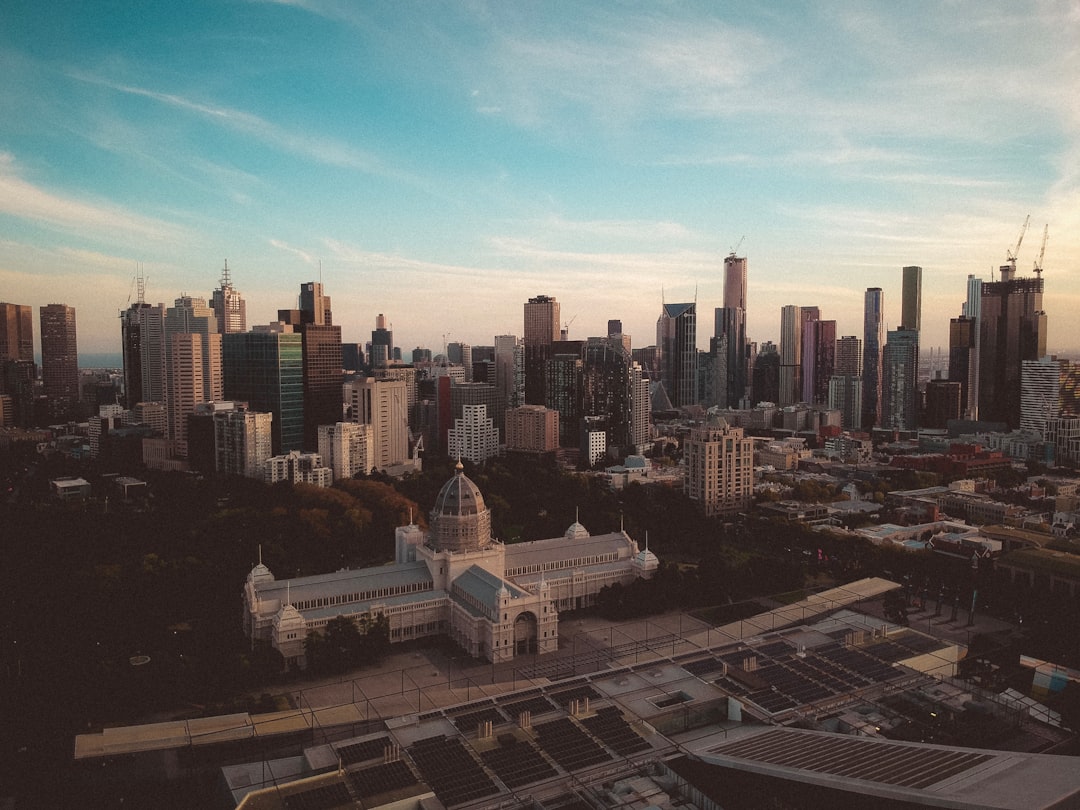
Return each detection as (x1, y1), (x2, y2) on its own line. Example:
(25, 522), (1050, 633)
(223, 331), (304, 455)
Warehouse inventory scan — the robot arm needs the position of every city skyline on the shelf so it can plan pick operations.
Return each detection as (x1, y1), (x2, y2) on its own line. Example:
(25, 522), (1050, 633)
(1, 2), (1078, 356)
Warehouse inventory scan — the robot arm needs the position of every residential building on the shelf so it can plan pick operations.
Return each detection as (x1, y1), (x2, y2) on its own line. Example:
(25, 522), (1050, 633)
(949, 315), (978, 419)
(447, 403), (500, 464)
(902, 265), (922, 332)
(370, 313), (393, 368)
(347, 377), (409, 471)
(863, 287), (884, 429)
(282, 283), (343, 448)
(505, 404), (559, 453)
(685, 416), (753, 517)
(779, 305), (801, 406)
(494, 334), (523, 410)
(630, 362), (651, 452)
(881, 327), (920, 431)
(545, 343), (583, 446)
(265, 450), (332, 487)
(801, 316), (835, 405)
(214, 408), (273, 480)
(40, 303), (80, 421)
(317, 421), (373, 480)
(0, 302), (33, 361)
(1021, 356), (1080, 437)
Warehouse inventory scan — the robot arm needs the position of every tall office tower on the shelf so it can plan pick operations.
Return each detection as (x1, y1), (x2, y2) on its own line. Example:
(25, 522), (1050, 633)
(318, 421), (374, 480)
(828, 335), (863, 430)
(523, 295), (560, 405)
(753, 341), (780, 404)
(40, 304), (80, 421)
(778, 305), (802, 405)
(714, 306), (746, 408)
(505, 405), (560, 453)
(412, 347), (433, 364)
(1020, 356), (1078, 437)
(978, 264), (1046, 428)
(299, 281), (332, 326)
(346, 377), (409, 471)
(163, 296), (222, 452)
(923, 376), (962, 429)
(494, 335), (523, 410)
(0, 302), (34, 361)
(862, 288), (884, 429)
(447, 342), (472, 380)
(545, 342), (583, 446)
(223, 331), (304, 454)
(447, 404), (500, 464)
(901, 265), (922, 332)
(214, 408), (273, 479)
(801, 316), (835, 405)
(121, 289), (166, 408)
(630, 362), (651, 452)
(375, 366), (419, 426)
(607, 319), (622, 337)
(961, 275), (983, 418)
(880, 327), (919, 431)
(948, 316), (978, 419)
(581, 337), (634, 452)
(656, 302), (697, 408)
(685, 416), (753, 518)
(371, 313), (393, 368)
(210, 260), (247, 335)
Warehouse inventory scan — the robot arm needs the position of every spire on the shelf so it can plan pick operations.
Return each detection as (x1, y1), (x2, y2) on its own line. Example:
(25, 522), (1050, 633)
(455, 457), (464, 474)
(645, 530), (649, 552)
(258, 544), (262, 565)
(220, 259), (231, 288)
(286, 580), (291, 607)
(620, 511), (624, 533)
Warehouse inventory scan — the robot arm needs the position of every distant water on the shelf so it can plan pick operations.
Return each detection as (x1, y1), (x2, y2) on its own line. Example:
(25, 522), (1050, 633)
(80, 353), (123, 369)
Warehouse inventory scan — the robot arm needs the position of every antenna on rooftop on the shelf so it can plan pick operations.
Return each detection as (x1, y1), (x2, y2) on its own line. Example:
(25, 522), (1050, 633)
(220, 259), (231, 287)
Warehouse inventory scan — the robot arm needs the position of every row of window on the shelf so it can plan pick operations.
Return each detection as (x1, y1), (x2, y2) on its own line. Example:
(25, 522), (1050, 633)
(290, 578), (433, 611)
(504, 551), (619, 578)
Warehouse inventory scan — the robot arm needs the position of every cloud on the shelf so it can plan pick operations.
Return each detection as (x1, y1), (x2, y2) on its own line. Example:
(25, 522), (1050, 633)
(269, 239), (318, 266)
(0, 152), (184, 243)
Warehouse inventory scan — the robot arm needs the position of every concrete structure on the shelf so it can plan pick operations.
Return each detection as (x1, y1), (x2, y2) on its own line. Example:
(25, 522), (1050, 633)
(266, 450), (332, 487)
(881, 327), (919, 431)
(949, 315), (978, 419)
(348, 377), (409, 472)
(1021, 356), (1079, 438)
(210, 260), (246, 334)
(214, 408), (273, 480)
(901, 264), (922, 332)
(801, 316), (835, 406)
(163, 296), (222, 455)
(0, 301), (33, 362)
(863, 287), (884, 429)
(446, 403), (500, 464)
(685, 416), (753, 517)
(40, 303), (80, 421)
(242, 463), (658, 665)
(318, 421), (374, 481)
(505, 404), (559, 453)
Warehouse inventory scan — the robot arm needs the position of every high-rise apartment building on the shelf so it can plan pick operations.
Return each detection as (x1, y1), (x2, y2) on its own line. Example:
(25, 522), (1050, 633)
(829, 335), (863, 430)
(223, 331), (304, 454)
(901, 265), (922, 332)
(801, 316), (835, 405)
(723, 253), (748, 311)
(318, 421), (374, 480)
(347, 377), (409, 471)
(713, 307), (746, 408)
(978, 266), (1046, 428)
(948, 316), (978, 419)
(962, 275), (983, 419)
(656, 302), (697, 408)
(0, 302), (33, 361)
(524, 295), (560, 405)
(581, 337), (634, 453)
(494, 335), (523, 410)
(211, 260), (247, 334)
(880, 327), (919, 431)
(545, 343), (583, 446)
(1020, 356), (1079, 436)
(214, 408), (273, 479)
(779, 305), (802, 406)
(685, 417), (753, 518)
(163, 296), (222, 453)
(753, 342), (780, 405)
(630, 362), (651, 452)
(862, 288), (884, 429)
(835, 335), (862, 377)
(505, 405), (559, 453)
(447, 403), (500, 464)
(40, 304), (80, 421)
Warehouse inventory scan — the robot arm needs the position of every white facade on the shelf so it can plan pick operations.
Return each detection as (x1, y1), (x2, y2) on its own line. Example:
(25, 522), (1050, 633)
(265, 450), (332, 487)
(318, 421), (374, 481)
(243, 465), (658, 667)
(347, 377), (410, 471)
(215, 409), (273, 479)
(446, 404), (500, 464)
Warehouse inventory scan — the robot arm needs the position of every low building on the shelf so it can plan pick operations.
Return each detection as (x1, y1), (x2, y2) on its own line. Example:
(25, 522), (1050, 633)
(50, 476), (91, 501)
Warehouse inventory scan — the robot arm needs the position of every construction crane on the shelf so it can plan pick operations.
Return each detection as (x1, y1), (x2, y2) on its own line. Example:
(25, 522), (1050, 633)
(1005, 214), (1030, 272)
(729, 235), (745, 256)
(561, 314), (577, 341)
(1034, 224), (1048, 277)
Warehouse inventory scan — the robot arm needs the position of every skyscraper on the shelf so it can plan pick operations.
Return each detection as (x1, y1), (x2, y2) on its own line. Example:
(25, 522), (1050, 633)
(723, 253), (748, 311)
(286, 282), (343, 448)
(318, 421), (374, 480)
(120, 274), (166, 408)
(862, 288), (884, 429)
(656, 302), (697, 408)
(347, 377), (409, 471)
(40, 304), (80, 421)
(962, 275), (983, 419)
(299, 281), (332, 326)
(210, 260), (247, 334)
(685, 416), (753, 517)
(801, 316), (835, 405)
(881, 327), (919, 431)
(371, 313), (393, 368)
(753, 341), (780, 405)
(494, 335), (523, 410)
(163, 296), (222, 453)
(948, 316), (977, 419)
(901, 265), (922, 332)
(0, 302), (33, 361)
(978, 265), (1046, 428)
(523, 295), (560, 405)
(829, 335), (863, 430)
(214, 408), (273, 479)
(581, 337), (634, 453)
(223, 331), (304, 454)
(779, 305), (802, 406)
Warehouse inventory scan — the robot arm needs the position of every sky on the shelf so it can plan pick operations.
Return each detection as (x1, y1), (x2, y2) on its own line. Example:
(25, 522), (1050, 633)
(2, 1), (1079, 361)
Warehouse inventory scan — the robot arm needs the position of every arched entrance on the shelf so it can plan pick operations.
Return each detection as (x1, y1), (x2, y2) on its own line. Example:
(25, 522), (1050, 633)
(513, 612), (538, 656)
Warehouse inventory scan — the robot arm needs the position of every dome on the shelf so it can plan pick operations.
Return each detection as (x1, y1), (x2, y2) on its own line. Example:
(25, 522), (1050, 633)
(429, 461), (492, 552)
(433, 460), (487, 517)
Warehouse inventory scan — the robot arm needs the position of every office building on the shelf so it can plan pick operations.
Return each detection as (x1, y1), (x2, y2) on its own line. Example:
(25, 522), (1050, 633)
(949, 315), (978, 419)
(801, 316), (835, 405)
(223, 331), (304, 454)
(978, 266), (1047, 428)
(545, 343), (583, 446)
(829, 335), (862, 430)
(685, 416), (754, 517)
(494, 334), (523, 410)
(505, 404), (560, 453)
(523, 295), (560, 405)
(881, 327), (919, 431)
(163, 296), (222, 453)
(370, 313), (393, 368)
(581, 337), (634, 452)
(298, 281), (332, 326)
(753, 341), (780, 405)
(862, 288), (884, 428)
(0, 302), (33, 361)
(778, 305), (801, 406)
(447, 403), (500, 464)
(656, 302), (697, 408)
(901, 265), (922, 332)
(347, 377), (410, 471)
(214, 408), (273, 480)
(713, 306), (746, 408)
(318, 421), (374, 481)
(40, 304), (80, 422)
(923, 376), (963, 429)
(210, 260), (247, 334)
(962, 275), (983, 418)
(121, 296), (165, 408)
(285, 283), (343, 448)
(447, 342), (472, 380)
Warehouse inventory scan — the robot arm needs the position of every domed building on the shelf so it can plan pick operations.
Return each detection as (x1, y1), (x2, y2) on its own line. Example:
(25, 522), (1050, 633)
(243, 465), (658, 667)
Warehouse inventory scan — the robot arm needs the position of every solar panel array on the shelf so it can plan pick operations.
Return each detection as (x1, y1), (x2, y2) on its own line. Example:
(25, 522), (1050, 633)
(346, 760), (418, 800)
(708, 728), (994, 790)
(549, 683), (601, 705)
(580, 706), (651, 756)
(407, 735), (500, 807)
(282, 782), (351, 810)
(452, 705), (506, 733)
(335, 736), (390, 766)
(479, 736), (558, 788)
(533, 717), (612, 771)
(502, 694), (557, 718)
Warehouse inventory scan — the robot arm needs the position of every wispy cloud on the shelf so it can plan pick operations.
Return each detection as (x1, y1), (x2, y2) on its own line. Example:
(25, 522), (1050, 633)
(0, 152), (184, 243)
(269, 239), (318, 266)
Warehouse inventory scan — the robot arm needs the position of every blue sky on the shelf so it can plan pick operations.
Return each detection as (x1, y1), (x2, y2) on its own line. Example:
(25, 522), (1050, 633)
(2, 1), (1078, 358)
